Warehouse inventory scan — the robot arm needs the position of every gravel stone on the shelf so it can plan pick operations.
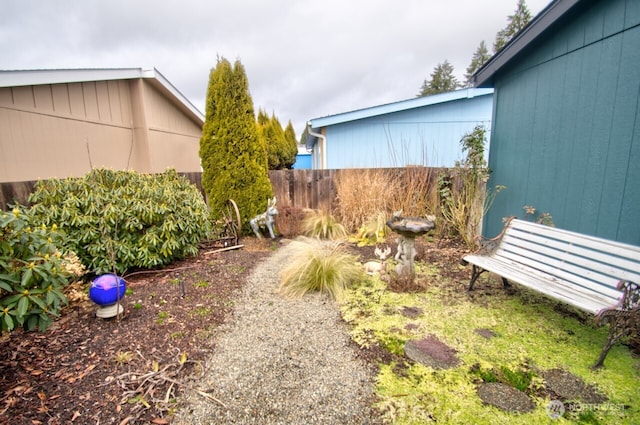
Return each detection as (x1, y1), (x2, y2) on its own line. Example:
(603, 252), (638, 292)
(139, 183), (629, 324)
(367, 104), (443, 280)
(176, 242), (382, 424)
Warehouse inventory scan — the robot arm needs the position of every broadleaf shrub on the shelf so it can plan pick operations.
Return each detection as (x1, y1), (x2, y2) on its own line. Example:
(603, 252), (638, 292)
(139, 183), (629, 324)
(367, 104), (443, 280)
(28, 168), (212, 274)
(0, 207), (76, 333)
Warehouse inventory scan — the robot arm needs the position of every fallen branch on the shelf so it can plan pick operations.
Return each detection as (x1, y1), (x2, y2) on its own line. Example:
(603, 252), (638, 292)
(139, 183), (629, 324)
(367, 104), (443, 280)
(196, 390), (228, 408)
(203, 244), (244, 256)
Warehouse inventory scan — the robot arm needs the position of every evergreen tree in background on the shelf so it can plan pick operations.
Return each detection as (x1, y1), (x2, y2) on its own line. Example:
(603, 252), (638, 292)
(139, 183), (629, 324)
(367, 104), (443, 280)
(257, 110), (297, 170)
(199, 57), (272, 231)
(299, 125), (309, 147)
(493, 0), (532, 53)
(418, 60), (460, 97)
(283, 121), (298, 169)
(464, 41), (491, 86)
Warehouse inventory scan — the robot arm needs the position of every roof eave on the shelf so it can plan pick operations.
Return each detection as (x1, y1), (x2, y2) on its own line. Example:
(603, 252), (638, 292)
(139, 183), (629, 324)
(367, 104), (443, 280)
(309, 87), (493, 129)
(0, 68), (204, 125)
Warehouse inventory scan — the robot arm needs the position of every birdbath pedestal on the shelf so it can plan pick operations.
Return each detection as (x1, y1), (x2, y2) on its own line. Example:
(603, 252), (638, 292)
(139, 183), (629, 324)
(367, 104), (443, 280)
(386, 216), (435, 278)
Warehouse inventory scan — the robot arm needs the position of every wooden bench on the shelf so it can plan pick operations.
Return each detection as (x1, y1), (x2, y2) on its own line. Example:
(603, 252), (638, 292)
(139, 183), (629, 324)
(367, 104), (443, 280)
(462, 218), (640, 368)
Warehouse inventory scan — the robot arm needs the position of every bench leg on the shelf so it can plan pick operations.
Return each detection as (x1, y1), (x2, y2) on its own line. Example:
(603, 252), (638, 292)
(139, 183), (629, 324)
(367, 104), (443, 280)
(592, 280), (640, 369)
(592, 317), (626, 369)
(502, 277), (510, 288)
(468, 265), (486, 291)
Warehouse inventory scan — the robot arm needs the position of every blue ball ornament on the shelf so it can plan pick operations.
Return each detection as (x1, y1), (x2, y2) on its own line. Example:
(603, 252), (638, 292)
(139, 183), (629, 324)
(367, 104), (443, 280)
(89, 274), (127, 306)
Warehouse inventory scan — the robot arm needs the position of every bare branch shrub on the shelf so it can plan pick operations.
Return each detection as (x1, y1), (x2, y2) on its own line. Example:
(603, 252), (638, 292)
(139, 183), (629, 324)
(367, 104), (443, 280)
(333, 169), (399, 233)
(274, 206), (307, 237)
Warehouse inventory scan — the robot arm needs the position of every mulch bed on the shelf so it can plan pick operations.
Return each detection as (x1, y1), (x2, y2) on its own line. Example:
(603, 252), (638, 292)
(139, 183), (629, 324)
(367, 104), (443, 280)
(0, 238), (274, 425)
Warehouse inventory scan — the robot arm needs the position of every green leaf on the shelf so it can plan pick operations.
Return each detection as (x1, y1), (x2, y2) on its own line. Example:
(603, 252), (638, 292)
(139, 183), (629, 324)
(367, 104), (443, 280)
(29, 295), (46, 310)
(3, 313), (15, 332)
(21, 268), (33, 287)
(17, 296), (29, 317)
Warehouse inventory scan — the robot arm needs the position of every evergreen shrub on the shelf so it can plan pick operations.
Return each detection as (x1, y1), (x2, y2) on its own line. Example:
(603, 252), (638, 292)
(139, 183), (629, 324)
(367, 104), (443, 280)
(200, 58), (273, 232)
(0, 207), (77, 332)
(28, 168), (211, 274)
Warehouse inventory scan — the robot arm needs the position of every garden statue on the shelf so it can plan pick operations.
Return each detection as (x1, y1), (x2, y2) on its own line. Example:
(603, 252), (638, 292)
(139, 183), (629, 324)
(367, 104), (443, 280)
(363, 246), (392, 275)
(250, 197), (278, 239)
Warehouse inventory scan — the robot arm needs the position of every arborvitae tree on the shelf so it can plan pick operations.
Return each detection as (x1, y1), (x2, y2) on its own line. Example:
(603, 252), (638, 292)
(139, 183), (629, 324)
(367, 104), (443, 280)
(282, 120), (298, 169)
(257, 109), (293, 170)
(418, 60), (460, 97)
(199, 57), (273, 231)
(493, 0), (532, 53)
(464, 41), (491, 86)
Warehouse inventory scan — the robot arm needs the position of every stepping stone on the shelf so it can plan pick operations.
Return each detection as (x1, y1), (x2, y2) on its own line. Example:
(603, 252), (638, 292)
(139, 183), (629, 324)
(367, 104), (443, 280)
(474, 328), (497, 339)
(541, 369), (607, 404)
(400, 306), (423, 318)
(477, 382), (535, 413)
(404, 335), (459, 369)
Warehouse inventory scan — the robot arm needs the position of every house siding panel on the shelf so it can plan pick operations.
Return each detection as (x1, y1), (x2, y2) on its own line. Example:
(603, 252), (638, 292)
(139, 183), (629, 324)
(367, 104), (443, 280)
(51, 84), (71, 115)
(12, 86), (34, 109)
(33, 85), (53, 112)
(68, 83), (86, 117)
(321, 95), (492, 169)
(82, 82), (99, 121)
(484, 0), (640, 245)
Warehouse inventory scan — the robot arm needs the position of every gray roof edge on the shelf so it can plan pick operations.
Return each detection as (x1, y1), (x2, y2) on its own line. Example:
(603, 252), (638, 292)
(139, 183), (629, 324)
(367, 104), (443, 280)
(0, 68), (204, 124)
(309, 87), (493, 129)
(472, 0), (582, 87)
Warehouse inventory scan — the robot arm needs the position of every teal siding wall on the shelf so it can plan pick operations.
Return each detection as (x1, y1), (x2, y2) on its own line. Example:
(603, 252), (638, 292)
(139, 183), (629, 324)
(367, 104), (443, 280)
(484, 0), (640, 245)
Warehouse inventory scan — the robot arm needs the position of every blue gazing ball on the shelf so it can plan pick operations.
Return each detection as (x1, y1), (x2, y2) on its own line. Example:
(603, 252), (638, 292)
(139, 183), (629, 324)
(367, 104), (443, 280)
(89, 274), (127, 306)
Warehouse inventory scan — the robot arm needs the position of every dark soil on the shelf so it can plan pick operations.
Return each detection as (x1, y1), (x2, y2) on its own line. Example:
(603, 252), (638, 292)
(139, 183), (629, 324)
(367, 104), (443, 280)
(0, 238), (275, 425)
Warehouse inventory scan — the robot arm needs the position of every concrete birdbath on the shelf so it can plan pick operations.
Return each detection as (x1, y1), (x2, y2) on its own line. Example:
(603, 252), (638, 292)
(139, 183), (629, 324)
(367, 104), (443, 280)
(386, 215), (435, 277)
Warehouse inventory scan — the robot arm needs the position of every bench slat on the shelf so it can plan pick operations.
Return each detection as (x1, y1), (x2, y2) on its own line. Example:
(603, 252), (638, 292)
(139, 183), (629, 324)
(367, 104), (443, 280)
(497, 237), (639, 291)
(494, 248), (622, 300)
(463, 254), (619, 313)
(505, 227), (640, 276)
(509, 220), (640, 260)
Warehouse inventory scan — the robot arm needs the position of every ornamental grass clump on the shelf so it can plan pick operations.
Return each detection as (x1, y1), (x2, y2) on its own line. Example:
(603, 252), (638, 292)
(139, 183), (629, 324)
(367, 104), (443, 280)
(301, 209), (347, 240)
(279, 238), (363, 301)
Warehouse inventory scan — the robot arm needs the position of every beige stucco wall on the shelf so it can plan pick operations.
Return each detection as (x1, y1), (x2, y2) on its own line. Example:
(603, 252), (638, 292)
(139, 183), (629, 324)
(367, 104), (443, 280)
(0, 78), (202, 183)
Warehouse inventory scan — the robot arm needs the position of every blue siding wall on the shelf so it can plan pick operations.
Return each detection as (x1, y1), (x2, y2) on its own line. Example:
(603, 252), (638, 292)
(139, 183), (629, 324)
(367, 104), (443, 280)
(484, 0), (640, 245)
(292, 153), (312, 169)
(323, 95), (492, 168)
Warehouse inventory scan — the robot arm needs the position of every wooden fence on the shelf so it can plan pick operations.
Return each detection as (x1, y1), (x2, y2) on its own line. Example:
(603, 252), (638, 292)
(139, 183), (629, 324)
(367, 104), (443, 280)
(1, 168), (446, 212)
(268, 169), (338, 211)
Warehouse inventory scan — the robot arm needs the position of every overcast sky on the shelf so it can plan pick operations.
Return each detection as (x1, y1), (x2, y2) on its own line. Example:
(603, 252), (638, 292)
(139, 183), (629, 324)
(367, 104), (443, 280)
(1, 0), (551, 138)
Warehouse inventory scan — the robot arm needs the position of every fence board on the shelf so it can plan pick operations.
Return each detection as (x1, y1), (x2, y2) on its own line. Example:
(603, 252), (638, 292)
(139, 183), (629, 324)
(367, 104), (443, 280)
(2, 168), (446, 213)
(0, 180), (37, 210)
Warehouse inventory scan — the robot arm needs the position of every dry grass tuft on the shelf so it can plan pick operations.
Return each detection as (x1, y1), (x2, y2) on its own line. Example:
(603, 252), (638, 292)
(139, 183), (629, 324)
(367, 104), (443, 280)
(301, 209), (348, 240)
(279, 238), (363, 301)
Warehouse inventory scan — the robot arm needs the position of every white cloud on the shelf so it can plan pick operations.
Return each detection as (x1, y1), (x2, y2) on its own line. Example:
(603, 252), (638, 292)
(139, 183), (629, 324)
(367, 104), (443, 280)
(0, 0), (552, 137)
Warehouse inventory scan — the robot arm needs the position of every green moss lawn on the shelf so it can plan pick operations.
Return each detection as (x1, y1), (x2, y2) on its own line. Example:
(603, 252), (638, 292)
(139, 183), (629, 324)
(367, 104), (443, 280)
(341, 257), (639, 424)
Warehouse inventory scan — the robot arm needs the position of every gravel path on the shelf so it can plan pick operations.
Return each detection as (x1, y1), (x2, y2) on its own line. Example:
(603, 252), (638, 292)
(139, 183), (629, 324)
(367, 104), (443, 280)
(176, 242), (382, 424)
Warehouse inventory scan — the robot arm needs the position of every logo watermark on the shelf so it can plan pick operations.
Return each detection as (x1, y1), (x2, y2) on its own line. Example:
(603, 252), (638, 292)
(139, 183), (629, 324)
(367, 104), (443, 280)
(546, 400), (626, 419)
